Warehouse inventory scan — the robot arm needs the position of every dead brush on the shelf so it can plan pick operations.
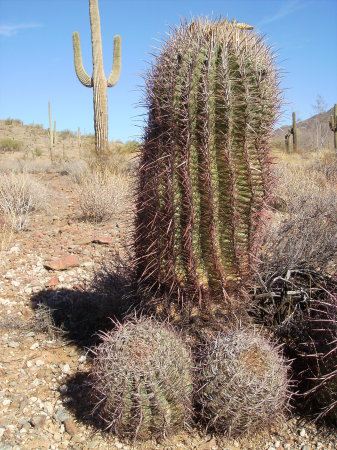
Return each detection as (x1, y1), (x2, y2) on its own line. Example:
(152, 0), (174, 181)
(254, 155), (337, 423)
(253, 268), (337, 424)
(261, 163), (337, 276)
(76, 165), (129, 223)
(0, 172), (48, 231)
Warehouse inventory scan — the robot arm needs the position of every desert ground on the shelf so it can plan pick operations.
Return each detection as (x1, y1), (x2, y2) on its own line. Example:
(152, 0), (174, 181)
(0, 119), (336, 449)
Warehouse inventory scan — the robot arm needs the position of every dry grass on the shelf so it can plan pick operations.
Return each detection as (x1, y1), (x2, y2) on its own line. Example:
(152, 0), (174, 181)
(0, 172), (48, 231)
(260, 150), (337, 277)
(76, 166), (129, 223)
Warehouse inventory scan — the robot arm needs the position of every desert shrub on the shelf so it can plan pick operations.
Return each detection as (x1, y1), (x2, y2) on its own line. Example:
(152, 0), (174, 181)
(34, 147), (43, 157)
(63, 159), (88, 182)
(0, 137), (23, 153)
(4, 117), (22, 126)
(120, 140), (139, 154)
(253, 267), (337, 424)
(59, 129), (76, 139)
(196, 328), (290, 436)
(260, 164), (337, 277)
(77, 167), (128, 223)
(0, 173), (47, 231)
(308, 150), (337, 183)
(91, 317), (193, 440)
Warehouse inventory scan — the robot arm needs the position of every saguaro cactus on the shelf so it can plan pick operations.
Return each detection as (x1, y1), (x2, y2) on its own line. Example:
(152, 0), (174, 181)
(285, 112), (297, 152)
(329, 103), (337, 150)
(291, 112), (298, 151)
(48, 101), (54, 162)
(72, 0), (121, 155)
(135, 19), (281, 318)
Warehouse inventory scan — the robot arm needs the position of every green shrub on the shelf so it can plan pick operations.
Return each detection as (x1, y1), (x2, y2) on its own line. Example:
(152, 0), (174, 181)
(0, 138), (23, 153)
(4, 118), (22, 126)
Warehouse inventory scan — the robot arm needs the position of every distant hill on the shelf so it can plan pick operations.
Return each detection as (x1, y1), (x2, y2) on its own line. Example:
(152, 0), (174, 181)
(273, 107), (335, 151)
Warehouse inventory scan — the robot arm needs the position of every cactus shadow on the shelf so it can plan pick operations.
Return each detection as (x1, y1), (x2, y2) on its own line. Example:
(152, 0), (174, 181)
(30, 254), (138, 348)
(61, 371), (105, 431)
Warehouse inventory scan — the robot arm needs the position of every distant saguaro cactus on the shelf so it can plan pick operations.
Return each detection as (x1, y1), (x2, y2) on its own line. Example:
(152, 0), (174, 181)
(72, 0), (121, 156)
(48, 101), (54, 163)
(329, 103), (337, 150)
(291, 112), (298, 151)
(285, 112), (297, 152)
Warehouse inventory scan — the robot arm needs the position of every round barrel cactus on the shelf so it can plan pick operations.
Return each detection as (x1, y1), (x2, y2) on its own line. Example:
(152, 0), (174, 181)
(90, 318), (193, 440)
(196, 328), (290, 435)
(135, 18), (281, 315)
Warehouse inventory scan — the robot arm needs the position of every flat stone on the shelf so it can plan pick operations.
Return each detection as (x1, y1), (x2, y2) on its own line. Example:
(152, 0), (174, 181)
(45, 276), (59, 287)
(30, 414), (46, 429)
(61, 363), (71, 375)
(63, 418), (77, 436)
(44, 255), (80, 271)
(54, 407), (71, 423)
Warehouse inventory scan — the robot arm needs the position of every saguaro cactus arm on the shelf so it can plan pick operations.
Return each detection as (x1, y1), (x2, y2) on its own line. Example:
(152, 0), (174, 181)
(107, 35), (122, 87)
(72, 32), (93, 87)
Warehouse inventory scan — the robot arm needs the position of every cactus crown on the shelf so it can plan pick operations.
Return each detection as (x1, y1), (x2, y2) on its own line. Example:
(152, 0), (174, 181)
(136, 18), (281, 317)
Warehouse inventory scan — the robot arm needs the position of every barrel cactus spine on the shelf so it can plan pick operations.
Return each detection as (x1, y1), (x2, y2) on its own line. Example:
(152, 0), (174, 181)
(72, 0), (121, 156)
(136, 19), (281, 318)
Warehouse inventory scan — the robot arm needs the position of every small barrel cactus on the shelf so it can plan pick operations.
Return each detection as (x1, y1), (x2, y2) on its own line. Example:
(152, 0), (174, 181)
(196, 328), (290, 435)
(90, 317), (193, 440)
(136, 18), (281, 317)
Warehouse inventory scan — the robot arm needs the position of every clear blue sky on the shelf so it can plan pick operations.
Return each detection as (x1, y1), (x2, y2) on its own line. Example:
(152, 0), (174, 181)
(0, 0), (336, 142)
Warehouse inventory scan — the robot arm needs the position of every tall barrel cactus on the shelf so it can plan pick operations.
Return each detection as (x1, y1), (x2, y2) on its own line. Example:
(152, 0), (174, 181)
(136, 19), (281, 316)
(72, 0), (121, 155)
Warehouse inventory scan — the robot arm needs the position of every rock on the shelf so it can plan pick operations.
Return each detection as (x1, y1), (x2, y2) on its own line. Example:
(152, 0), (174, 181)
(7, 341), (19, 348)
(2, 398), (11, 406)
(59, 384), (68, 394)
(61, 363), (71, 375)
(42, 401), (54, 416)
(30, 342), (39, 350)
(30, 415), (46, 429)
(54, 407), (71, 423)
(300, 428), (308, 438)
(91, 236), (112, 245)
(44, 255), (80, 271)
(78, 355), (86, 363)
(63, 418), (77, 436)
(45, 276), (59, 287)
